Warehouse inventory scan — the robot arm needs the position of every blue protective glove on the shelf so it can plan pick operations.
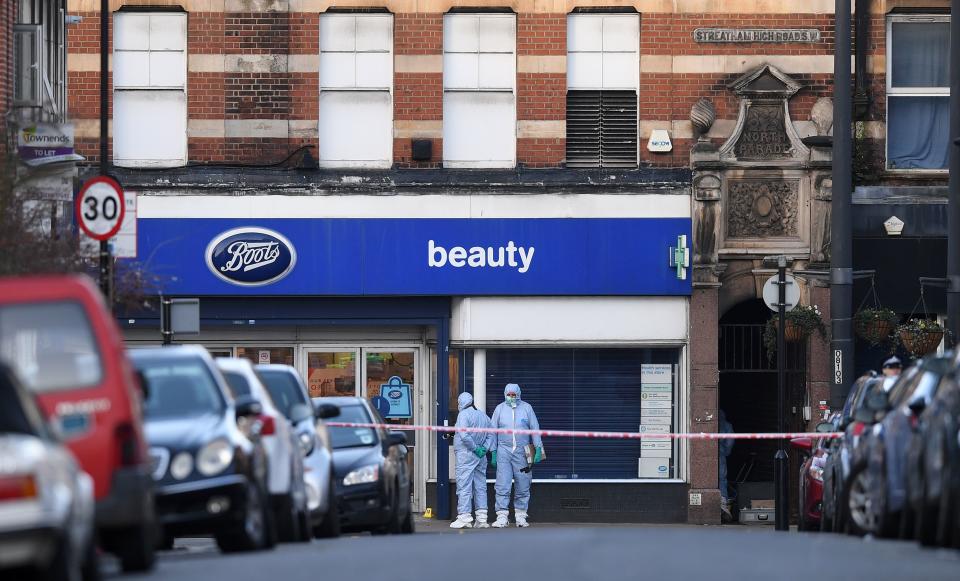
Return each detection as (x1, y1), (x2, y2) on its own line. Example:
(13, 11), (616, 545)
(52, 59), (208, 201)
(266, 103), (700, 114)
(534, 447), (543, 463)
(490, 450), (497, 467)
(474, 446), (487, 459)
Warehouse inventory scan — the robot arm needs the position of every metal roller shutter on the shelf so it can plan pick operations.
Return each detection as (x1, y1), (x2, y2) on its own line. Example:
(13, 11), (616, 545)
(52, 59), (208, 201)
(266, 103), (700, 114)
(484, 348), (677, 479)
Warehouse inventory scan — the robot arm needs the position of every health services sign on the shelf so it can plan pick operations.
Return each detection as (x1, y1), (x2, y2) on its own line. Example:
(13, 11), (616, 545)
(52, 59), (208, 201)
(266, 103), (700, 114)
(134, 218), (692, 296)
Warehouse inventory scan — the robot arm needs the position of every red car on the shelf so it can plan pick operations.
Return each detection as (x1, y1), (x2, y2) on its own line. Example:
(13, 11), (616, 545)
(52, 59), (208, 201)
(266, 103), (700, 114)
(791, 415), (839, 531)
(0, 275), (156, 572)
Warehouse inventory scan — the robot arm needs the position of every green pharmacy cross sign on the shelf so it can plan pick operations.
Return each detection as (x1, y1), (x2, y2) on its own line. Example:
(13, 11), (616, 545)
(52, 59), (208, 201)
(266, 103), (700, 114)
(669, 235), (690, 280)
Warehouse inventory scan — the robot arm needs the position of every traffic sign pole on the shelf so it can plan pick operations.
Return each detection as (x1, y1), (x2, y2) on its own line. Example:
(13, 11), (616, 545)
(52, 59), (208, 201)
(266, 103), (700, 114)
(77, 176), (124, 306)
(774, 256), (789, 531)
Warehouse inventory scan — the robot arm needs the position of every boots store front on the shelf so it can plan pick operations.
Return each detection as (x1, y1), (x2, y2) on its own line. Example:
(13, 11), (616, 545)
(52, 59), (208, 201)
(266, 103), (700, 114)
(124, 194), (692, 522)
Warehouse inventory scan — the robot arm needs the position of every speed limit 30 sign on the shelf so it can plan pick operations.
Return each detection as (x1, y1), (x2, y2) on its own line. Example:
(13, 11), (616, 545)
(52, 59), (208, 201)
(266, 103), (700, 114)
(77, 176), (125, 241)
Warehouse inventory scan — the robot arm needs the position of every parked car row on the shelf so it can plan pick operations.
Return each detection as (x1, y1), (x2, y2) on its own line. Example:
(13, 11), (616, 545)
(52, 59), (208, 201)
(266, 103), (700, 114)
(0, 275), (414, 579)
(793, 352), (960, 549)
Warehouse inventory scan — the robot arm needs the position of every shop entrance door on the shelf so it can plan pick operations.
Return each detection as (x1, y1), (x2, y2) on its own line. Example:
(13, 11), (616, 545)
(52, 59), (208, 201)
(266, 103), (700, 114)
(302, 347), (421, 510)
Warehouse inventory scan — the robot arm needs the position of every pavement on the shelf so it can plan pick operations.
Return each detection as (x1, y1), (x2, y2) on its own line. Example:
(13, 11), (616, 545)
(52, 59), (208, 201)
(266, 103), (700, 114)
(99, 517), (960, 581)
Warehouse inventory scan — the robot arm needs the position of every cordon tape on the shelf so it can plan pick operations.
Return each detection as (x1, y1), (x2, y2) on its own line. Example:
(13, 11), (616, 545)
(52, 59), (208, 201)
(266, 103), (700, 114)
(326, 422), (844, 441)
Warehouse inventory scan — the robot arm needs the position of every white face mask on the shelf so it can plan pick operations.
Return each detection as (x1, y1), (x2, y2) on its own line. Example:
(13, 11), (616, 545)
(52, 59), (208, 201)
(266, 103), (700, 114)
(506, 395), (518, 408)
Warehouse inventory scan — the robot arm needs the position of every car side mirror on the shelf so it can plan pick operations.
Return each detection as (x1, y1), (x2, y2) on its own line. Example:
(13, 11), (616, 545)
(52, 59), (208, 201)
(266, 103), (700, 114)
(386, 431), (407, 447)
(908, 399), (927, 415)
(235, 395), (263, 418)
(815, 421), (835, 433)
(790, 437), (813, 452)
(315, 403), (341, 420)
(136, 370), (150, 401)
(289, 403), (313, 424)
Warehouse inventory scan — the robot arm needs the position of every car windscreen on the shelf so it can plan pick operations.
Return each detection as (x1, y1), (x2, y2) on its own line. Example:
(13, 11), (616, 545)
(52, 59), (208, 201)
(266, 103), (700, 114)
(328, 404), (378, 449)
(0, 301), (103, 393)
(221, 371), (253, 398)
(136, 357), (225, 419)
(257, 370), (307, 420)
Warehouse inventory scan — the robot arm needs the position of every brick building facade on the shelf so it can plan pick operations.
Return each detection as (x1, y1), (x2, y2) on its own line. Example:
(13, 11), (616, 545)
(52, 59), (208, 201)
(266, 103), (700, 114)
(59, 0), (952, 524)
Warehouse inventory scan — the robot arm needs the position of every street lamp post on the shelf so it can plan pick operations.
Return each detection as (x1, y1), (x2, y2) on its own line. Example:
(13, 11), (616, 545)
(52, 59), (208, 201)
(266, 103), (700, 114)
(947, 0), (960, 348)
(831, 0), (854, 408)
(98, 0), (112, 304)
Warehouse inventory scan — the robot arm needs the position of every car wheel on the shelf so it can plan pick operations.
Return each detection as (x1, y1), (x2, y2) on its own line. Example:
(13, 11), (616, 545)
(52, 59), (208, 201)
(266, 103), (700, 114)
(847, 461), (879, 536)
(819, 480), (834, 532)
(157, 533), (175, 551)
(216, 482), (269, 553)
(387, 485), (404, 534)
(314, 482), (341, 539)
(935, 440), (956, 547)
(115, 522), (156, 573)
(400, 503), (415, 535)
(275, 491), (303, 543)
(81, 534), (101, 581)
(41, 534), (79, 581)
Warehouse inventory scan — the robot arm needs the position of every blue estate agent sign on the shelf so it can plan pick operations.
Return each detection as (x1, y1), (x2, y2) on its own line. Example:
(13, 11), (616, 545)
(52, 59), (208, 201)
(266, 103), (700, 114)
(134, 218), (692, 296)
(379, 376), (412, 419)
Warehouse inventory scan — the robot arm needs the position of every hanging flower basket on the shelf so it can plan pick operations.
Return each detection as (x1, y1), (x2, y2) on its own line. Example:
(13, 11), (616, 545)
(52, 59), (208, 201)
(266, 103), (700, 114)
(897, 318), (944, 357)
(772, 319), (808, 342)
(764, 305), (828, 361)
(854, 308), (898, 347)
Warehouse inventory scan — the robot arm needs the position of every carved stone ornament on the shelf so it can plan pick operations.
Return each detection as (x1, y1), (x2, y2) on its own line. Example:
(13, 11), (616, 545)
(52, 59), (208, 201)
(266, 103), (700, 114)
(690, 98), (716, 141)
(694, 174), (722, 201)
(726, 180), (799, 238)
(719, 64), (809, 163)
(810, 97), (834, 136)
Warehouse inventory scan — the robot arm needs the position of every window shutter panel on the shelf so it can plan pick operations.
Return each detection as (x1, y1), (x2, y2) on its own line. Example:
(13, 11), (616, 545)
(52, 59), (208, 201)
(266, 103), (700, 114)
(566, 91), (637, 168)
(599, 91), (638, 168)
(565, 91), (601, 168)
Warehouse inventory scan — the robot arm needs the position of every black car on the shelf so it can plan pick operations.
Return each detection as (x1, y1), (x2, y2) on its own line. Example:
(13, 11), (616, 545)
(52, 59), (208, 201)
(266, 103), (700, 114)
(130, 346), (276, 553)
(907, 350), (960, 547)
(847, 356), (953, 537)
(316, 397), (414, 534)
(820, 373), (884, 533)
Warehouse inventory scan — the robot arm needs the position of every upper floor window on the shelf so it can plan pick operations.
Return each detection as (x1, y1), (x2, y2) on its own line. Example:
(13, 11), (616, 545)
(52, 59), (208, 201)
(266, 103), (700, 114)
(319, 13), (393, 168)
(886, 15), (950, 171)
(13, 24), (42, 107)
(566, 13), (638, 168)
(442, 12), (516, 168)
(113, 11), (187, 168)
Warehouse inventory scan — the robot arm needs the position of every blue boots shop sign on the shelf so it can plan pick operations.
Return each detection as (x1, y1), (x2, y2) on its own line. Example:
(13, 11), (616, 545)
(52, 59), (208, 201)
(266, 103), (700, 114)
(145, 218), (692, 296)
(205, 227), (297, 287)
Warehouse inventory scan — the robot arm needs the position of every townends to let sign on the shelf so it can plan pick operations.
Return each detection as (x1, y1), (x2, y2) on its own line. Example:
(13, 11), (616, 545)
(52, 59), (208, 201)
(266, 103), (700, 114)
(694, 28), (821, 43)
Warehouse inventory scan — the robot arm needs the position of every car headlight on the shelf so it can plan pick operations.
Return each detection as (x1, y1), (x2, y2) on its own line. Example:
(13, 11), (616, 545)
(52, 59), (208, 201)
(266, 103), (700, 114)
(343, 464), (379, 486)
(170, 452), (194, 480)
(299, 431), (315, 456)
(197, 439), (235, 477)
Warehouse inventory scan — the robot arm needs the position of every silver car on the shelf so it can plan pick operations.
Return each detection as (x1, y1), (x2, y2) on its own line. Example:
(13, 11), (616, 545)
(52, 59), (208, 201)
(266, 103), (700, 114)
(0, 363), (97, 580)
(256, 364), (341, 538)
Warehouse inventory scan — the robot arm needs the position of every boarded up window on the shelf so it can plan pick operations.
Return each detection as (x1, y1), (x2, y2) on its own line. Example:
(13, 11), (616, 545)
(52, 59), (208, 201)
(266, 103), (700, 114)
(319, 14), (393, 168)
(442, 13), (516, 168)
(113, 12), (187, 168)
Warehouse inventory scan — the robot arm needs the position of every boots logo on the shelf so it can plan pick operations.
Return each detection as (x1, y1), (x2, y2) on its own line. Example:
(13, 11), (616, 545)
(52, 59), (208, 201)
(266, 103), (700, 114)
(206, 227), (297, 286)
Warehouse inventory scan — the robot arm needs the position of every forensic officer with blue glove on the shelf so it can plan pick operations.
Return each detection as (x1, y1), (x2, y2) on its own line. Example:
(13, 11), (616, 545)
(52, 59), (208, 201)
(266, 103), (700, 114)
(450, 392), (494, 529)
(490, 383), (543, 528)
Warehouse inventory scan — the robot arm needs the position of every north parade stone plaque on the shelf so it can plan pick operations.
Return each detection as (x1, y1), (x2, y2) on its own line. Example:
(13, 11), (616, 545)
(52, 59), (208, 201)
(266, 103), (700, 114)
(733, 104), (793, 160)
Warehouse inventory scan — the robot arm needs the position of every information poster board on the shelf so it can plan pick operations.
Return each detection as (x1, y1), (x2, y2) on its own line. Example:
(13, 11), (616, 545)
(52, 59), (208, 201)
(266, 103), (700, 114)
(639, 364), (673, 477)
